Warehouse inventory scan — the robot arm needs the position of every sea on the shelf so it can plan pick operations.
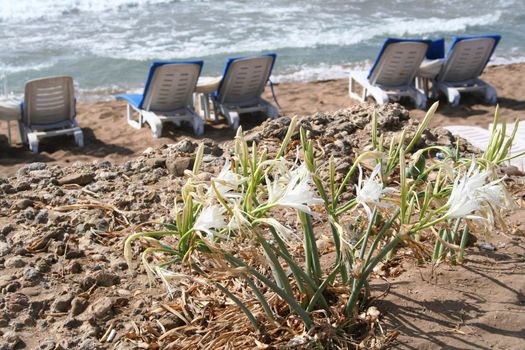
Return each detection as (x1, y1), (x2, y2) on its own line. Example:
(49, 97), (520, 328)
(1, 0), (524, 97)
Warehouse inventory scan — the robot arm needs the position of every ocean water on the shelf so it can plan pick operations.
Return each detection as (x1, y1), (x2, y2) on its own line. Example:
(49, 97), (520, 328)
(1, 0), (524, 96)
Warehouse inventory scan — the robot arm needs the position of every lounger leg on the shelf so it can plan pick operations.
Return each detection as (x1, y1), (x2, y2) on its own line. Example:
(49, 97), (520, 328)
(6, 121), (12, 146)
(414, 90), (428, 110)
(438, 83), (460, 106)
(349, 75), (365, 102)
(145, 118), (163, 138)
(192, 116), (204, 136)
(264, 101), (279, 119)
(74, 130), (84, 147)
(483, 84), (497, 105)
(368, 86), (390, 105)
(27, 133), (39, 154)
(223, 107), (240, 130)
(126, 104), (142, 129)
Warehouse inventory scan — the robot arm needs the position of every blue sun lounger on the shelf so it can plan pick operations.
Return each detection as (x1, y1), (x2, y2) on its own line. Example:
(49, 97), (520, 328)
(349, 38), (431, 109)
(115, 61), (204, 138)
(433, 35), (501, 106)
(211, 53), (279, 130)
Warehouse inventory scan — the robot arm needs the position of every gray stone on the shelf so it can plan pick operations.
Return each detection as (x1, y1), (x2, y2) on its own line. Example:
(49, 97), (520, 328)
(91, 297), (114, 319)
(63, 318), (82, 328)
(22, 267), (43, 284)
(71, 297), (89, 316)
(146, 157), (166, 168)
(52, 294), (74, 313)
(173, 139), (196, 153)
(57, 173), (95, 186)
(4, 257), (27, 269)
(14, 198), (33, 210)
(5, 293), (29, 312)
(38, 340), (56, 350)
(92, 270), (120, 287)
(166, 157), (193, 176)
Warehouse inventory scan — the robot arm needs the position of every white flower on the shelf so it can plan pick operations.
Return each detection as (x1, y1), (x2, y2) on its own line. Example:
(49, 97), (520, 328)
(213, 160), (246, 198)
(355, 164), (396, 220)
(445, 163), (510, 220)
(266, 163), (323, 215)
(194, 205), (227, 240)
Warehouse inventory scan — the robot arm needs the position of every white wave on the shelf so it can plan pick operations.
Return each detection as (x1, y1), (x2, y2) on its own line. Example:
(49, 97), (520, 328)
(80, 12), (503, 61)
(0, 0), (175, 21)
(272, 62), (372, 83)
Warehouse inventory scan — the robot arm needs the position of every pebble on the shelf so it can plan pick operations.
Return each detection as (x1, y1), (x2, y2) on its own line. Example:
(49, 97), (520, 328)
(4, 257), (27, 269)
(71, 297), (89, 316)
(91, 297), (114, 319)
(52, 294), (74, 313)
(57, 173), (95, 186)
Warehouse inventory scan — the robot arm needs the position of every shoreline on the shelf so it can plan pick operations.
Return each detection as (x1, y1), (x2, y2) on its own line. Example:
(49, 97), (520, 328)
(2, 62), (525, 177)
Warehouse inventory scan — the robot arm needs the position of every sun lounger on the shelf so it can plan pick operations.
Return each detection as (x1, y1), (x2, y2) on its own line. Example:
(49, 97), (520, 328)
(349, 38), (431, 109)
(115, 61), (204, 138)
(444, 124), (525, 170)
(211, 53), (279, 130)
(433, 35), (501, 106)
(20, 76), (83, 154)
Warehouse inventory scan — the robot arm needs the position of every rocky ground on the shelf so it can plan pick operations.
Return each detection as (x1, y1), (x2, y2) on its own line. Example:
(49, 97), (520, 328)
(1, 104), (524, 349)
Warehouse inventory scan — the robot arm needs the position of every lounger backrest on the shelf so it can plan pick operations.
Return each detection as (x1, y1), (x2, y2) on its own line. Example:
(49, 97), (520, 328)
(23, 76), (75, 127)
(217, 54), (276, 105)
(368, 39), (430, 87)
(437, 36), (500, 83)
(141, 62), (202, 112)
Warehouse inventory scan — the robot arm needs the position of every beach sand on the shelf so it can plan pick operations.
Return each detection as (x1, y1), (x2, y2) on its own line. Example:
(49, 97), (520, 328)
(1, 63), (525, 177)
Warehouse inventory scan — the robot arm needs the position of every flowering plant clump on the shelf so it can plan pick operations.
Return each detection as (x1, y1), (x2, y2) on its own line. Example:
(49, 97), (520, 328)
(123, 102), (518, 345)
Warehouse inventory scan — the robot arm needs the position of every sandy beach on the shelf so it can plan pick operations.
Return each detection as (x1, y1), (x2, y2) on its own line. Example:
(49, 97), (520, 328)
(1, 62), (525, 177)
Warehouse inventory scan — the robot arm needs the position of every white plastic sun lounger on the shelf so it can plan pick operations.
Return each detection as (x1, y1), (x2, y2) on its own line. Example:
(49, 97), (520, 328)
(211, 53), (279, 130)
(349, 38), (431, 109)
(434, 35), (500, 106)
(20, 76), (83, 154)
(115, 61), (204, 138)
(444, 124), (525, 170)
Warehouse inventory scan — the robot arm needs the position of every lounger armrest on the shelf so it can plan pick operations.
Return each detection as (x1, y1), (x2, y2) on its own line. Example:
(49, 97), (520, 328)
(114, 94), (143, 108)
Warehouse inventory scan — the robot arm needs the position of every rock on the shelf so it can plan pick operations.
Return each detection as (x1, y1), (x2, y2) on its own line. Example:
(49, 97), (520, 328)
(70, 261), (83, 274)
(0, 241), (10, 257)
(52, 294), (74, 313)
(5, 281), (21, 293)
(63, 318), (82, 329)
(34, 210), (49, 224)
(15, 181), (31, 192)
(14, 198), (33, 210)
(146, 157), (166, 168)
(57, 173), (95, 186)
(91, 297), (114, 319)
(500, 165), (525, 177)
(28, 300), (45, 318)
(22, 267), (43, 284)
(92, 270), (120, 287)
(78, 338), (104, 350)
(4, 257), (27, 269)
(71, 297), (89, 316)
(166, 157), (193, 176)
(38, 340), (56, 350)
(23, 207), (36, 220)
(5, 293), (29, 312)
(173, 139), (196, 153)
(0, 224), (15, 236)
(3, 331), (22, 345)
